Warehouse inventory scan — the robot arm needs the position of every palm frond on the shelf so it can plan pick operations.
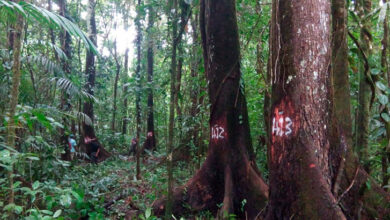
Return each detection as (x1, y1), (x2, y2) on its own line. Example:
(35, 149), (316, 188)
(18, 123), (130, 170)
(48, 77), (99, 103)
(76, 111), (93, 126)
(0, 0), (98, 54)
(22, 55), (64, 76)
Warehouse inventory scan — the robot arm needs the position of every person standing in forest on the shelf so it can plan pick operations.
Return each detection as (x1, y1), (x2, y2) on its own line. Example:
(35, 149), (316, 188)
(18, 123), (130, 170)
(85, 136), (100, 164)
(68, 134), (76, 160)
(129, 137), (137, 156)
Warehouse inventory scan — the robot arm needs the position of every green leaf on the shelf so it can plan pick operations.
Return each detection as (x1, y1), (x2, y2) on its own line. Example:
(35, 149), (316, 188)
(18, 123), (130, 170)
(376, 81), (387, 91)
(381, 113), (390, 122)
(41, 210), (53, 215)
(27, 156), (40, 161)
(145, 207), (151, 218)
(32, 181), (40, 190)
(366, 180), (371, 190)
(379, 94), (388, 105)
(53, 209), (62, 218)
(371, 68), (381, 75)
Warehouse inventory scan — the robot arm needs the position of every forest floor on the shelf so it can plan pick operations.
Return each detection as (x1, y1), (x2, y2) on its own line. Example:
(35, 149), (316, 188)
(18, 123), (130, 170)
(69, 153), (205, 219)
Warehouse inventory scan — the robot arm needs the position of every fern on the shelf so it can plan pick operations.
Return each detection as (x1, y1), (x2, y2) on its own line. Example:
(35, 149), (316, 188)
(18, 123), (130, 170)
(49, 77), (98, 103)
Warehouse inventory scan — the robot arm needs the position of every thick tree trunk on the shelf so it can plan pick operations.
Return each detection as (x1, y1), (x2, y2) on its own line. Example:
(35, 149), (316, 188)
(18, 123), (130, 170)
(266, 0), (346, 218)
(143, 5), (156, 151)
(83, 0), (110, 161)
(152, 1), (268, 218)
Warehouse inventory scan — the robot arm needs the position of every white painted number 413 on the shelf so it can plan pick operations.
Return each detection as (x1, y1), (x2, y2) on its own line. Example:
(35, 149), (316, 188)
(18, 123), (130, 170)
(272, 112), (293, 137)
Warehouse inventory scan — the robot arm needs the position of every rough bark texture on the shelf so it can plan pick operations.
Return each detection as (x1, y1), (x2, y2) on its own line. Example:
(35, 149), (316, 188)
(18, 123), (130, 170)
(6, 8), (24, 207)
(152, 0), (268, 218)
(380, 0), (390, 189)
(143, 5), (156, 151)
(266, 0), (346, 218)
(355, 0), (373, 169)
(83, 0), (110, 161)
(165, 0), (178, 216)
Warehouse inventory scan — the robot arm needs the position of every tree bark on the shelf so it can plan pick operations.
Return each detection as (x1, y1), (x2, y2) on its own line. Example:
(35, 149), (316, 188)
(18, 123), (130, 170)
(266, 0), (346, 218)
(143, 4), (157, 151)
(6, 5), (24, 208)
(58, 0), (73, 161)
(165, 0), (178, 217)
(380, 0), (390, 189)
(83, 0), (110, 161)
(152, 0), (268, 218)
(355, 0), (373, 170)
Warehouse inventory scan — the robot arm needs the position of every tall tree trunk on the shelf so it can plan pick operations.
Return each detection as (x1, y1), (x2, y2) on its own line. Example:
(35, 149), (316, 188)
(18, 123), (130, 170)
(58, 0), (73, 161)
(190, 11), (201, 165)
(83, 0), (97, 139)
(111, 40), (121, 131)
(153, 1), (268, 218)
(266, 0), (346, 218)
(329, 0), (390, 218)
(135, 0), (142, 180)
(330, 0), (352, 198)
(265, 0), (390, 218)
(122, 48), (129, 135)
(143, 4), (156, 151)
(355, 0), (373, 170)
(6, 6), (24, 209)
(165, 0), (178, 217)
(175, 45), (183, 140)
(380, 0), (390, 189)
(83, 0), (110, 161)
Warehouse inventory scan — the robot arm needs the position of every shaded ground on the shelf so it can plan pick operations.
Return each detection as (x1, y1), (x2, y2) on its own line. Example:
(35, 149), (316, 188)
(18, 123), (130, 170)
(72, 153), (202, 219)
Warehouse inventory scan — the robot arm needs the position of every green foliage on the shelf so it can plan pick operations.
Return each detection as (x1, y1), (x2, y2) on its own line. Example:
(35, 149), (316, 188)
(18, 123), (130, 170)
(0, 0), (97, 53)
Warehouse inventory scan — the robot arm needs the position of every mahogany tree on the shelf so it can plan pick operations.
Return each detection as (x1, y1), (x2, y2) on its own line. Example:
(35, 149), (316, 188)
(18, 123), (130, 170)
(152, 0), (268, 218)
(266, 0), (390, 218)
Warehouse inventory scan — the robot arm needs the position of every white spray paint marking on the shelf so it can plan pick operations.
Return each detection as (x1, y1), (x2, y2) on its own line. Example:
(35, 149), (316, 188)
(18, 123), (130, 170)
(272, 112), (293, 137)
(211, 125), (225, 140)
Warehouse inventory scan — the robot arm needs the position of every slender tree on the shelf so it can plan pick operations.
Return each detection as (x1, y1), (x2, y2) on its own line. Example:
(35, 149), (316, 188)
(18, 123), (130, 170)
(165, 0), (178, 216)
(111, 39), (121, 131)
(6, 3), (24, 207)
(154, 0), (268, 218)
(380, 0), (390, 189)
(135, 0), (142, 180)
(355, 0), (373, 169)
(143, 3), (156, 151)
(122, 48), (129, 135)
